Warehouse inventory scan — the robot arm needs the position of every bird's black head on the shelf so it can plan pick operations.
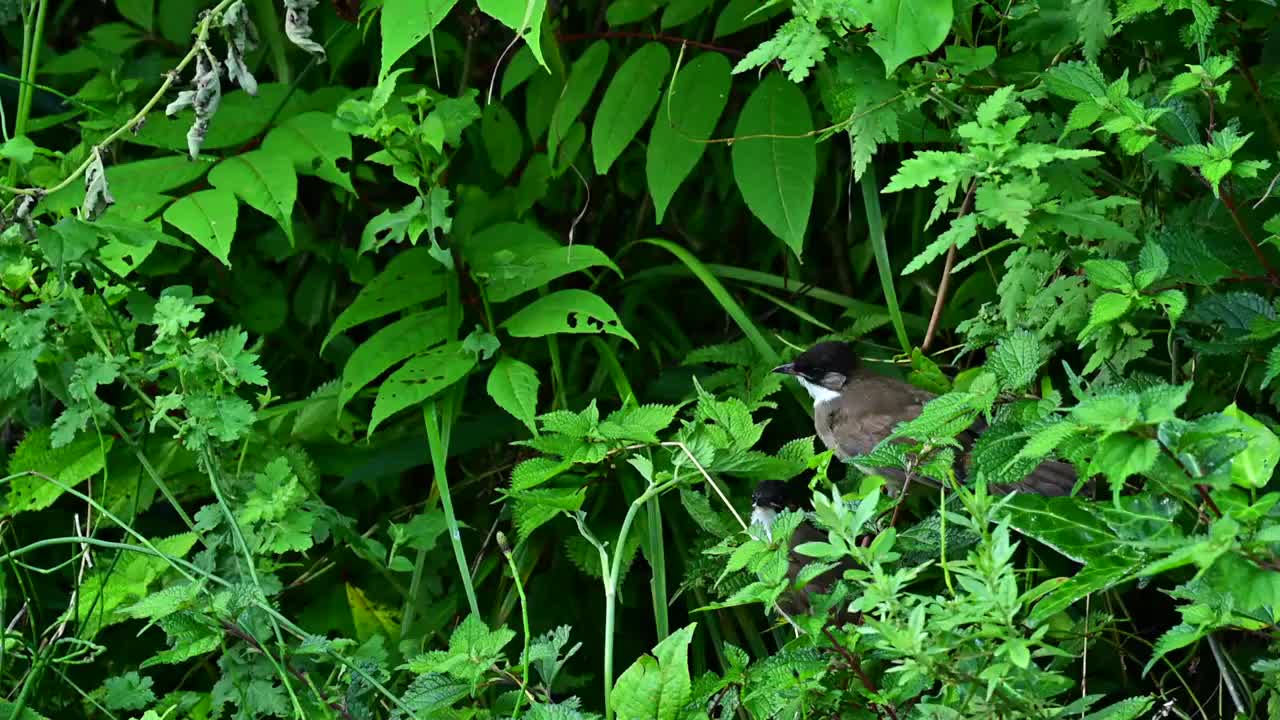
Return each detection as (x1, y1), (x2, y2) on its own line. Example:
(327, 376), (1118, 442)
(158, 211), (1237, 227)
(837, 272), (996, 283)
(751, 480), (804, 512)
(772, 341), (859, 392)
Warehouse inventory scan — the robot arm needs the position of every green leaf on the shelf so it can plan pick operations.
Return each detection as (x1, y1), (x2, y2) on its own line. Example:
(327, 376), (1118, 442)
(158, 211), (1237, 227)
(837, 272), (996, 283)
(103, 671), (156, 711)
(592, 43), (671, 174)
(463, 222), (619, 301)
(986, 330), (1045, 390)
(487, 355), (541, 434)
(1080, 292), (1133, 337)
(380, 0), (461, 79)
(322, 247), (448, 351)
(482, 101), (524, 178)
(714, 0), (787, 37)
(646, 52), (731, 222)
(339, 309), (456, 412)
(261, 111), (354, 193)
(731, 73), (815, 258)
(207, 150), (297, 244)
(370, 342), (477, 433)
(1222, 403), (1280, 489)
(549, 41), (610, 155)
(1088, 433), (1158, 492)
(1082, 259), (1132, 291)
(501, 289), (637, 346)
(162, 188), (238, 266)
(612, 623), (697, 720)
(1082, 696), (1155, 720)
(478, 0), (550, 71)
(901, 214), (978, 275)
(864, 0), (954, 76)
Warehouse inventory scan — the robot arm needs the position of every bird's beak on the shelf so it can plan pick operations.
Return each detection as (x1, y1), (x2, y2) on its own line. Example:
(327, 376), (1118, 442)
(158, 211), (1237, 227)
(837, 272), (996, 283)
(772, 362), (796, 376)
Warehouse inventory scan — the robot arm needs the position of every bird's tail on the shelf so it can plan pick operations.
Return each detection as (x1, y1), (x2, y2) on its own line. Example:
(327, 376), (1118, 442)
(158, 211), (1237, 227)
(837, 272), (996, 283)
(991, 459), (1087, 497)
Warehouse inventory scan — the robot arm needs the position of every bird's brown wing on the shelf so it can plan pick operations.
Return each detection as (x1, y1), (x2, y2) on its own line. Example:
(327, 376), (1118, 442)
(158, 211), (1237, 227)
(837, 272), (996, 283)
(991, 459), (1088, 497)
(777, 521), (857, 622)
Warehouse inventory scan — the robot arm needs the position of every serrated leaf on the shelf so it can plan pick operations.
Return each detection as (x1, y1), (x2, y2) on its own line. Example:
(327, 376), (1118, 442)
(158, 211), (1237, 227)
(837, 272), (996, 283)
(600, 404), (679, 443)
(902, 213), (978, 275)
(6, 428), (110, 514)
(322, 247), (447, 351)
(647, 52), (731, 222)
(593, 43), (671, 174)
(163, 188), (238, 266)
(207, 149), (297, 244)
(731, 73), (815, 257)
(369, 342), (477, 433)
(987, 330), (1045, 390)
(488, 355), (541, 434)
(501, 289), (637, 345)
(1082, 259), (1132, 291)
(339, 309), (455, 412)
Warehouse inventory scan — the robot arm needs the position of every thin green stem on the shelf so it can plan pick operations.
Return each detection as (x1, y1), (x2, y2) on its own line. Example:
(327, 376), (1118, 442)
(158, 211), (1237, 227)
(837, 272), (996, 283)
(498, 532), (532, 718)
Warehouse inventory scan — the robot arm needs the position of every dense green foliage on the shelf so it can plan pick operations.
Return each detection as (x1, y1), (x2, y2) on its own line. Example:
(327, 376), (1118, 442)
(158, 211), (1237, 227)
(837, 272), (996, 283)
(3, 0), (1280, 717)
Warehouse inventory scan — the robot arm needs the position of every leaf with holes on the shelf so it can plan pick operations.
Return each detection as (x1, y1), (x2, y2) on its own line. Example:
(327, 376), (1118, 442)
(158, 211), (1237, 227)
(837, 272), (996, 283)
(207, 150), (297, 244)
(322, 247), (447, 351)
(487, 355), (541, 434)
(478, 0), (550, 71)
(339, 309), (457, 412)
(593, 43), (671, 174)
(369, 342), (477, 433)
(163, 188), (238, 266)
(647, 52), (731, 222)
(731, 73), (815, 258)
(261, 111), (354, 193)
(501, 290), (637, 346)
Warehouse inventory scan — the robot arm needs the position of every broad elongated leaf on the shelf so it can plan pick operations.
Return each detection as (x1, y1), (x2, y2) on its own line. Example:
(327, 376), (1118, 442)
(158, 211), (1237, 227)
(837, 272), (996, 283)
(482, 101), (524, 178)
(487, 355), (541, 434)
(478, 0), (549, 71)
(592, 43), (671, 174)
(261, 111), (354, 192)
(647, 52), (731, 222)
(501, 290), (637, 345)
(339, 309), (456, 412)
(322, 247), (447, 351)
(163, 188), (239, 266)
(549, 41), (610, 156)
(369, 342), (477, 433)
(464, 222), (620, 302)
(731, 73), (815, 258)
(207, 150), (297, 243)
(1027, 552), (1145, 626)
(380, 0), (461, 79)
(865, 0), (954, 76)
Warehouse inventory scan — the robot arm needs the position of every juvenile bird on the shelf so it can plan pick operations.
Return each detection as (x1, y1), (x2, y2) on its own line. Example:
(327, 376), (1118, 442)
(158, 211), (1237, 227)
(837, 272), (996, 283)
(773, 341), (1081, 497)
(750, 479), (857, 621)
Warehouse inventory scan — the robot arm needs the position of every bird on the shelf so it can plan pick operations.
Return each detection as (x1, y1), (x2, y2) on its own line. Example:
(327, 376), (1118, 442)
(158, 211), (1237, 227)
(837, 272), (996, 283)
(750, 479), (857, 622)
(772, 340), (1082, 498)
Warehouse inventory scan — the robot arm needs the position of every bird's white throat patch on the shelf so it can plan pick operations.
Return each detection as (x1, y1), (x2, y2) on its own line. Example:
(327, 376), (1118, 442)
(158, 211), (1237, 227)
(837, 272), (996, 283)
(750, 505), (777, 541)
(795, 377), (841, 406)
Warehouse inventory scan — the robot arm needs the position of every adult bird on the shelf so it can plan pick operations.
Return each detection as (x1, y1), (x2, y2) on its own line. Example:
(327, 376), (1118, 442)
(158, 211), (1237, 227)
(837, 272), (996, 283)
(773, 341), (1082, 497)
